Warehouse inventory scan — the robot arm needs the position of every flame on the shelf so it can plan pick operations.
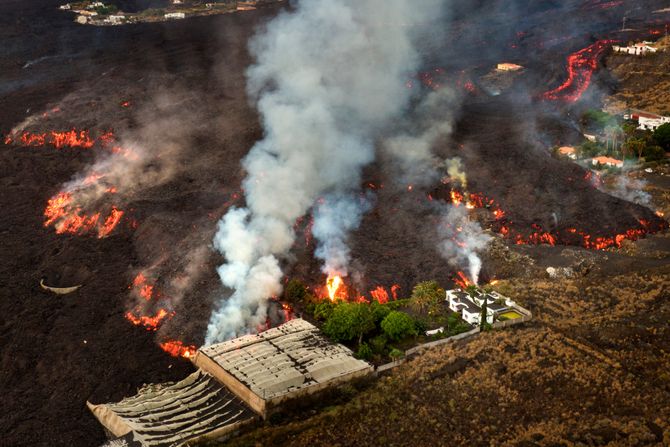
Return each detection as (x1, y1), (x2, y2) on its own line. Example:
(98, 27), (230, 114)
(160, 339), (197, 359)
(326, 275), (343, 301)
(370, 286), (389, 304)
(125, 308), (174, 331)
(5, 129), (95, 149)
(43, 192), (125, 238)
(391, 284), (400, 300)
(454, 271), (473, 289)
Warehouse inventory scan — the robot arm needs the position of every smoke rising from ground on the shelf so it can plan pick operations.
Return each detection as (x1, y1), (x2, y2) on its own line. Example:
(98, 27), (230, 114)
(382, 87), (491, 285)
(206, 0), (447, 344)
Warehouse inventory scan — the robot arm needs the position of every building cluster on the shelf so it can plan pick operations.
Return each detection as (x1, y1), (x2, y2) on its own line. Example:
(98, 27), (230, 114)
(90, 319), (373, 447)
(625, 110), (670, 131)
(446, 289), (518, 325)
(612, 42), (659, 56)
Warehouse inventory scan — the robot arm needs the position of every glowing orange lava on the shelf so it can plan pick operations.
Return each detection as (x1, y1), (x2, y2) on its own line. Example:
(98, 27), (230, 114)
(43, 192), (125, 238)
(125, 308), (174, 331)
(160, 340), (197, 359)
(542, 40), (616, 102)
(370, 286), (389, 304)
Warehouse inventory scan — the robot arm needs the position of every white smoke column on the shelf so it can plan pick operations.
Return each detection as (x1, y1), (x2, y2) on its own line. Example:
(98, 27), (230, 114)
(437, 205), (491, 284)
(207, 0), (446, 344)
(312, 193), (373, 276)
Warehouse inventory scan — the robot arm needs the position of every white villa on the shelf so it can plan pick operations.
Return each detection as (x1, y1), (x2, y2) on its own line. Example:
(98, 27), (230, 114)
(446, 289), (514, 325)
(613, 42), (658, 56)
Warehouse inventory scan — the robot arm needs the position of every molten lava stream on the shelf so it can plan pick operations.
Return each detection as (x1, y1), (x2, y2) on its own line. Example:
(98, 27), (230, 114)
(542, 40), (616, 102)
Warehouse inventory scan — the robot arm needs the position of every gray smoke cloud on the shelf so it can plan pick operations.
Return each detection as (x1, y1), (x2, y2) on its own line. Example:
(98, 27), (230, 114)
(384, 89), (492, 286)
(206, 0), (447, 344)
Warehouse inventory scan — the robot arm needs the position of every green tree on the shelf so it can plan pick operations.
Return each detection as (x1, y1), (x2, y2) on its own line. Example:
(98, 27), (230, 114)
(643, 145), (665, 162)
(479, 296), (489, 330)
(284, 279), (307, 304)
(313, 301), (335, 321)
(381, 311), (417, 341)
(322, 303), (376, 345)
(653, 123), (670, 151)
(626, 138), (648, 160)
(389, 348), (404, 362)
(577, 140), (604, 158)
(410, 281), (444, 314)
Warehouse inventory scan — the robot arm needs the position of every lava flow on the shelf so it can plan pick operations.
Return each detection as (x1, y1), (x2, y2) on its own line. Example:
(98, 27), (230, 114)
(4, 129), (95, 149)
(43, 191), (125, 238)
(542, 39), (616, 102)
(159, 340), (197, 359)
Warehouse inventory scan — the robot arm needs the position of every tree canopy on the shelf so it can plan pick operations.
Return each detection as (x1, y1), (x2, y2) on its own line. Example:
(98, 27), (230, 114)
(322, 303), (376, 344)
(653, 123), (670, 151)
(381, 311), (417, 341)
(410, 281), (444, 314)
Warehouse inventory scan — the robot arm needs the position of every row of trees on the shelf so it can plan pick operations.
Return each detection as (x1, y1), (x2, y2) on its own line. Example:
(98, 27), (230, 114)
(283, 279), (471, 362)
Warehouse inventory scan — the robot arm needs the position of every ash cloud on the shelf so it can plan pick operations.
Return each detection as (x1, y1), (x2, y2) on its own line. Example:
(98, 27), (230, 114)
(206, 0), (448, 344)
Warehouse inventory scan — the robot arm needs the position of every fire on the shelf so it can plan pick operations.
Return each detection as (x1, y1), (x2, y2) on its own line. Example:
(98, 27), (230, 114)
(125, 308), (174, 331)
(370, 286), (389, 304)
(43, 192), (125, 238)
(454, 271), (472, 289)
(160, 340), (197, 359)
(542, 40), (616, 102)
(391, 284), (400, 300)
(326, 274), (343, 301)
(5, 129), (95, 149)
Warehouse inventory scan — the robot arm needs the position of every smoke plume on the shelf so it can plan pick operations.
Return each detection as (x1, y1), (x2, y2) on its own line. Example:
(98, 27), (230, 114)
(206, 0), (447, 344)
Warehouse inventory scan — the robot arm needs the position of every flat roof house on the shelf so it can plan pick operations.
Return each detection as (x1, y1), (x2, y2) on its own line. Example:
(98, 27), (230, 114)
(446, 289), (510, 325)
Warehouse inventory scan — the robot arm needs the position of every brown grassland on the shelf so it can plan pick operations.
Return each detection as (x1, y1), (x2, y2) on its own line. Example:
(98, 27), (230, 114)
(219, 249), (670, 447)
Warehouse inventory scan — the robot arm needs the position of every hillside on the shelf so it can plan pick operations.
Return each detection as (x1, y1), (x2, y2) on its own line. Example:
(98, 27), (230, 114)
(604, 36), (670, 114)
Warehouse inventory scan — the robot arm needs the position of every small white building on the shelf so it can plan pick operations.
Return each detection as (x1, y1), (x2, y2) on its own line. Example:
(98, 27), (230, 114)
(106, 14), (126, 24)
(613, 42), (658, 56)
(639, 115), (670, 131)
(164, 12), (186, 19)
(446, 289), (510, 325)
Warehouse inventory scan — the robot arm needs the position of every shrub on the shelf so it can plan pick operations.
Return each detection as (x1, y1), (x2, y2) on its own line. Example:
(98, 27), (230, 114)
(370, 335), (388, 355)
(356, 343), (373, 360)
(381, 311), (417, 341)
(643, 144), (665, 162)
(370, 301), (391, 324)
(389, 348), (404, 361)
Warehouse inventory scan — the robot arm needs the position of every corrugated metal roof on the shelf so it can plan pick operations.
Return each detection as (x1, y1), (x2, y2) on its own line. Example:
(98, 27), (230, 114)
(89, 370), (256, 447)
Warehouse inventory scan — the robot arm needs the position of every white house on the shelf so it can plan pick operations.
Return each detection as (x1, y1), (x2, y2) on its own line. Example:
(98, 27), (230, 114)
(446, 289), (509, 325)
(639, 115), (670, 131)
(613, 42), (658, 56)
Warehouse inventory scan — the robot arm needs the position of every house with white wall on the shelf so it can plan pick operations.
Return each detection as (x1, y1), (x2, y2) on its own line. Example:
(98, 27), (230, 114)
(613, 42), (658, 56)
(446, 289), (510, 325)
